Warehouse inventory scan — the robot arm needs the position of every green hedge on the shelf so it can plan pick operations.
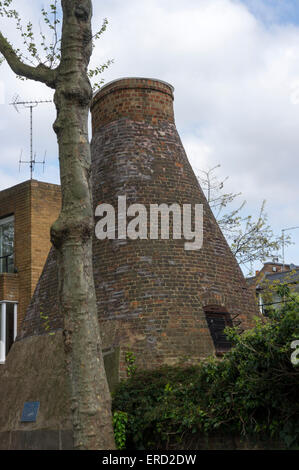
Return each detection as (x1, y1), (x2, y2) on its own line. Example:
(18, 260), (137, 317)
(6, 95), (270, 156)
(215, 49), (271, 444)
(112, 296), (299, 449)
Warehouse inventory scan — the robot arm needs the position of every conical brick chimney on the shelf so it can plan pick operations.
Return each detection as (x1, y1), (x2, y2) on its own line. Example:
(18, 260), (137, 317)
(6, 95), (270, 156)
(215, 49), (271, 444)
(90, 77), (257, 375)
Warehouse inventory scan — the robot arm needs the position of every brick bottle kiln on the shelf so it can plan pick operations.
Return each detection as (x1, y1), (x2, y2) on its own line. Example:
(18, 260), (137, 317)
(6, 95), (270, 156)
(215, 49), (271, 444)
(0, 77), (257, 449)
(18, 76), (257, 374)
(90, 77), (257, 374)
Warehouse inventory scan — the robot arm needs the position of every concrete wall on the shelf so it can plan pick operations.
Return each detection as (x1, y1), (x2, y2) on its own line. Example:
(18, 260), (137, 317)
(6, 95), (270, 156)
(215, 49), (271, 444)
(0, 331), (72, 450)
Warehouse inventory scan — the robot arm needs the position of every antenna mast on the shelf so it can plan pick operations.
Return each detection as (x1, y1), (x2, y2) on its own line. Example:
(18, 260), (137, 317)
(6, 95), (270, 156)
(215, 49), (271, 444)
(10, 96), (52, 179)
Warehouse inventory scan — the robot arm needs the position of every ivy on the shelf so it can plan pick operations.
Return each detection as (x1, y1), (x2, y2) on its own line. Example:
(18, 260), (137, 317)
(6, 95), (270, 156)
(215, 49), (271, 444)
(125, 351), (137, 377)
(112, 410), (128, 449)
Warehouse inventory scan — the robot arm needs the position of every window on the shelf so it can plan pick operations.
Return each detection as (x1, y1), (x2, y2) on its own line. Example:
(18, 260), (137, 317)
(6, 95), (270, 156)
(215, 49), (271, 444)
(204, 306), (232, 353)
(0, 215), (14, 273)
(0, 302), (17, 363)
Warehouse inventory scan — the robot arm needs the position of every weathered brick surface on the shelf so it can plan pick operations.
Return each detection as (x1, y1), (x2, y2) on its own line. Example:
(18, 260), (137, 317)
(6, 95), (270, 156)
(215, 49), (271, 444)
(91, 77), (175, 130)
(19, 248), (61, 337)
(90, 78), (257, 375)
(19, 78), (258, 380)
(0, 180), (61, 329)
(0, 273), (19, 301)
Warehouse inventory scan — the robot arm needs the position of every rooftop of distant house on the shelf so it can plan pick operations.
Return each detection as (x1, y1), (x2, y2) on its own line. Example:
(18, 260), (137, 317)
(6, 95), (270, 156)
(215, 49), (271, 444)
(246, 261), (299, 290)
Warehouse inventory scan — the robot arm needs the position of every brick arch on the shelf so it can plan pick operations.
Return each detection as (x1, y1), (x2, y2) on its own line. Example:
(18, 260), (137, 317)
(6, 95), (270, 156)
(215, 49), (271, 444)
(203, 304), (229, 314)
(201, 293), (233, 355)
(200, 291), (228, 311)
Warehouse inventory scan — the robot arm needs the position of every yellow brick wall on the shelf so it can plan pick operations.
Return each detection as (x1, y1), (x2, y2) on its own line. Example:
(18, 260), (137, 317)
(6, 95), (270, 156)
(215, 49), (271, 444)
(0, 180), (61, 330)
(0, 274), (19, 301)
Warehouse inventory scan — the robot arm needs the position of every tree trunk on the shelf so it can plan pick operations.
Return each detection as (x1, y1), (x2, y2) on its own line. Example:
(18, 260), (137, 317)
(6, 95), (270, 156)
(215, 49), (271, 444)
(50, 0), (115, 450)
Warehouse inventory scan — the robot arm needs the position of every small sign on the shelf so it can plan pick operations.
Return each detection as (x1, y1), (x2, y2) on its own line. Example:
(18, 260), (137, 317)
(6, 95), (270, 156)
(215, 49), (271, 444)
(21, 401), (40, 423)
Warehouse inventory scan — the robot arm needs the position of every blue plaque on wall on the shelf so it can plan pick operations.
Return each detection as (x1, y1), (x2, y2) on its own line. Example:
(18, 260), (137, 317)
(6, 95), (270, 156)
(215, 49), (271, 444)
(21, 401), (40, 422)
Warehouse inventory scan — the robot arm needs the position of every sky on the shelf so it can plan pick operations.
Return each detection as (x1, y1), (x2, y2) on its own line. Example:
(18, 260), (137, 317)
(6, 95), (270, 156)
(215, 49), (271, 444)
(0, 0), (299, 273)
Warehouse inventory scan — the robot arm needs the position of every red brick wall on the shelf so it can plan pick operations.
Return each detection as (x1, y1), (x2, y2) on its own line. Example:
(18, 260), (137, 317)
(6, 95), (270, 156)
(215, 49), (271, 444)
(90, 78), (258, 376)
(91, 78), (174, 130)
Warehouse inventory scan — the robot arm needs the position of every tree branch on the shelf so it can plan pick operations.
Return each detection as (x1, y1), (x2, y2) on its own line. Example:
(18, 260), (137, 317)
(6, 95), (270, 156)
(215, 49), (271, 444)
(0, 31), (57, 88)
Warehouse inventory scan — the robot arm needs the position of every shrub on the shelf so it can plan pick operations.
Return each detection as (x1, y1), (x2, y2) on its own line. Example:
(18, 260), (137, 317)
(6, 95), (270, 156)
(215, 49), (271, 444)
(112, 296), (299, 449)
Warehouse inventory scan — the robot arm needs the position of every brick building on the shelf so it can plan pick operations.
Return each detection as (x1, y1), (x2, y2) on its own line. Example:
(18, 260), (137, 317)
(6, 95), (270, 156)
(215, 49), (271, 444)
(0, 77), (258, 449)
(0, 180), (61, 363)
(247, 261), (299, 314)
